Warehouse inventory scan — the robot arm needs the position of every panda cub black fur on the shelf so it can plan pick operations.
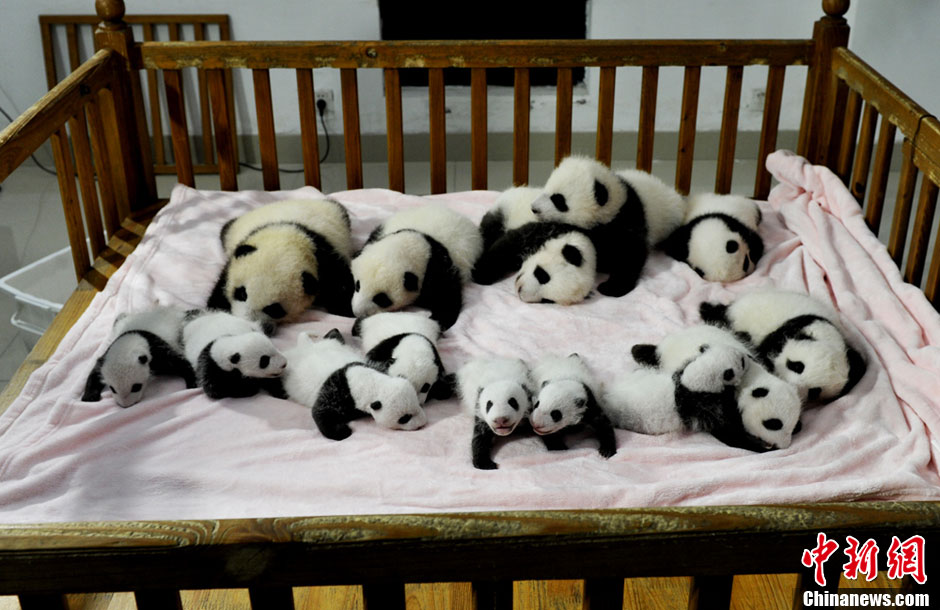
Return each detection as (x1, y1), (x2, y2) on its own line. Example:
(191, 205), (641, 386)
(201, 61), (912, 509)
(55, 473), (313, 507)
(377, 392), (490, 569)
(207, 198), (355, 330)
(182, 310), (287, 399)
(700, 289), (867, 403)
(281, 329), (426, 441)
(478, 186), (541, 250)
(528, 354), (617, 458)
(352, 311), (455, 403)
(529, 156), (686, 297)
(82, 306), (196, 407)
(351, 205), (483, 330)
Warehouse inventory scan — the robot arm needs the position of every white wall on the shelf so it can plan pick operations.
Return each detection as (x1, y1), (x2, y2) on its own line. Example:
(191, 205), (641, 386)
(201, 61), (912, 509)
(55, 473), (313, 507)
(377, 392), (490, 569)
(0, 1), (934, 145)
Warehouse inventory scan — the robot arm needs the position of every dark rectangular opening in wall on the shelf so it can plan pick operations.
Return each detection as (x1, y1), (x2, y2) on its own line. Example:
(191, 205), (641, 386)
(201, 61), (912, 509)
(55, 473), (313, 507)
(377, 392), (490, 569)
(378, 0), (587, 87)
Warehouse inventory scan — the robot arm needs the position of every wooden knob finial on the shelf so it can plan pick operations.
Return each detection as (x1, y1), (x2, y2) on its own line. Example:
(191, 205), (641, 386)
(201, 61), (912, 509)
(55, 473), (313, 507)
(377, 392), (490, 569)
(822, 0), (850, 17)
(96, 0), (126, 24)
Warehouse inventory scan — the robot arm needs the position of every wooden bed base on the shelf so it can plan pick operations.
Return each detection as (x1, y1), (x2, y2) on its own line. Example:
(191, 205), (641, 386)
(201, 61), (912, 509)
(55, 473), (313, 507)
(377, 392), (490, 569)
(1, 0), (939, 607)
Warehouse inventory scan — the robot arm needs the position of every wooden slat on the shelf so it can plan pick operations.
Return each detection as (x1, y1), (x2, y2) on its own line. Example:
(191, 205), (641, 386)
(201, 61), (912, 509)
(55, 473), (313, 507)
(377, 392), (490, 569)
(904, 179), (939, 286)
(513, 67), (530, 186)
(50, 126), (89, 282)
(753, 65), (785, 199)
(247, 587), (294, 610)
(207, 68), (238, 190)
(887, 139), (919, 267)
(133, 590), (183, 610)
(675, 66), (701, 196)
(85, 93), (120, 237)
(715, 65), (743, 194)
(471, 68), (488, 189)
(595, 66), (616, 167)
(68, 111), (107, 259)
(687, 576), (733, 610)
(253, 68), (280, 190)
(835, 88), (862, 182)
(98, 87), (132, 221)
(384, 68), (405, 192)
(163, 69), (195, 187)
(66, 23), (81, 71)
(637, 66), (659, 173)
(194, 23), (216, 166)
(823, 79), (850, 171)
(220, 19), (239, 168)
(583, 578), (624, 610)
(428, 67), (446, 194)
(863, 118), (897, 233)
(139, 39), (815, 71)
(554, 67), (573, 166)
(141, 24), (166, 167)
(925, 182), (940, 306)
(340, 68), (363, 190)
(361, 583), (405, 610)
(40, 20), (58, 89)
(849, 103), (878, 203)
(168, 23), (181, 43)
(296, 68), (321, 189)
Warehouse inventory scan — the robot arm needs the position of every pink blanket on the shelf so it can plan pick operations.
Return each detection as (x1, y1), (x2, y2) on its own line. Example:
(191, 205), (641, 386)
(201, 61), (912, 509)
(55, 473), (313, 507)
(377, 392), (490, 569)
(2, 150), (939, 524)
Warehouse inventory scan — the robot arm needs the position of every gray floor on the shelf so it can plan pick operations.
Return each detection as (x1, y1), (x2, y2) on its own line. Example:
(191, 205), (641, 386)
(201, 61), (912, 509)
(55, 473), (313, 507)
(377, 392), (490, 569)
(0, 154), (817, 389)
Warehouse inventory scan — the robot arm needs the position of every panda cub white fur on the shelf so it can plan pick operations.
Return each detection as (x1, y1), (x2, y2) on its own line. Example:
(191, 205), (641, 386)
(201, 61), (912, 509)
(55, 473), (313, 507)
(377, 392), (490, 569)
(662, 192), (764, 282)
(630, 324), (802, 451)
(528, 354), (616, 457)
(352, 311), (453, 403)
(351, 205), (483, 330)
(281, 329), (426, 440)
(457, 356), (534, 470)
(207, 198), (355, 330)
(529, 156), (686, 297)
(700, 289), (867, 403)
(82, 306), (196, 407)
(478, 186), (541, 250)
(182, 310), (287, 399)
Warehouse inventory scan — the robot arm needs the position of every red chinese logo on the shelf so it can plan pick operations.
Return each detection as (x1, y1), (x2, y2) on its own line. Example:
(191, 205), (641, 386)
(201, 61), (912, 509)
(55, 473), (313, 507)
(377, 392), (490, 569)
(802, 533), (841, 586)
(886, 535), (927, 585)
(801, 533), (928, 586)
(843, 536), (879, 582)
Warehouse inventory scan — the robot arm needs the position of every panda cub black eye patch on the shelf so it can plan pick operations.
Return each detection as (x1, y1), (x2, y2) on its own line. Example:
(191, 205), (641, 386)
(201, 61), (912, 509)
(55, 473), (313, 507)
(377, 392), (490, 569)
(230, 353), (241, 364)
(302, 272), (318, 296)
(693, 267), (705, 278)
(807, 387), (823, 401)
(550, 193), (568, 212)
(131, 383), (142, 393)
(762, 418), (783, 431)
(234, 244), (257, 258)
(138, 355), (149, 364)
(262, 303), (287, 319)
(593, 180), (608, 206)
(561, 244), (583, 267)
(397, 414), (412, 425)
(726, 240), (740, 254)
(372, 293), (393, 308)
(233, 286), (248, 302)
(259, 355), (270, 369)
(485, 400), (493, 413)
(786, 360), (805, 374)
(370, 401), (382, 411)
(551, 410), (563, 422)
(751, 387), (769, 398)
(355, 280), (360, 292)
(508, 397), (519, 410)
(534, 266), (550, 285)
(403, 271), (419, 292)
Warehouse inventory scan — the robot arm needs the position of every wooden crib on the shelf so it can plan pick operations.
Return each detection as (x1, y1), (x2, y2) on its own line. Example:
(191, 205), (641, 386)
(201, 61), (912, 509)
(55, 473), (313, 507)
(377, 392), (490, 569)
(1, 0), (939, 608)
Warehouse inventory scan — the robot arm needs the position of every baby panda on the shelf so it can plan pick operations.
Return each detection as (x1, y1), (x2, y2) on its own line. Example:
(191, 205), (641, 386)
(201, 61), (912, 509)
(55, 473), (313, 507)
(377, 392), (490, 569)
(281, 329), (426, 441)
(630, 324), (802, 451)
(351, 205), (483, 330)
(661, 192), (764, 282)
(182, 310), (287, 399)
(529, 156), (686, 297)
(351, 311), (454, 403)
(457, 356), (534, 470)
(82, 306), (196, 407)
(478, 186), (541, 250)
(700, 289), (867, 403)
(528, 353), (616, 458)
(207, 198), (355, 330)
(472, 221), (598, 305)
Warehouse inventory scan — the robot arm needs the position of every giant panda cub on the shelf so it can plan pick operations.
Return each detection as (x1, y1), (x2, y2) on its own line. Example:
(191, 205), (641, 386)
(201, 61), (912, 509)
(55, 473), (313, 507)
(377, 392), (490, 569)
(352, 311), (454, 403)
(700, 289), (867, 403)
(478, 186), (541, 250)
(528, 156), (686, 297)
(281, 329), (426, 440)
(472, 221), (598, 305)
(629, 324), (802, 451)
(82, 306), (197, 407)
(528, 353), (617, 458)
(182, 310), (287, 400)
(207, 198), (355, 330)
(661, 192), (764, 282)
(457, 356), (534, 470)
(351, 205), (483, 330)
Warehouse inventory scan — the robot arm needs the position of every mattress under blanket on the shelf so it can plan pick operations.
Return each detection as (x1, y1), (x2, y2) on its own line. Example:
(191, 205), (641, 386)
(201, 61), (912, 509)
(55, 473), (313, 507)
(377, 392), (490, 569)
(1, 150), (939, 523)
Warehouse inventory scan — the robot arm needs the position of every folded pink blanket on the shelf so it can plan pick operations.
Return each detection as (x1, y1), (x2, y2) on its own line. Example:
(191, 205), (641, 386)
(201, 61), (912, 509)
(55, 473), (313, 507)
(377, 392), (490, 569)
(1, 150), (939, 524)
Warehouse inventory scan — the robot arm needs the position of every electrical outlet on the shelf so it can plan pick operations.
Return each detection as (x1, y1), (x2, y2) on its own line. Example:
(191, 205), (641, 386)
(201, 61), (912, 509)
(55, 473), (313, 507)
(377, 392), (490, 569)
(315, 89), (334, 115)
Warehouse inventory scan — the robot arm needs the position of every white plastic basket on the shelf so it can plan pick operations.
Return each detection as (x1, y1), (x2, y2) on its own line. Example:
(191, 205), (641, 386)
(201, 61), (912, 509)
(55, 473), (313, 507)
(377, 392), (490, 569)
(0, 246), (77, 336)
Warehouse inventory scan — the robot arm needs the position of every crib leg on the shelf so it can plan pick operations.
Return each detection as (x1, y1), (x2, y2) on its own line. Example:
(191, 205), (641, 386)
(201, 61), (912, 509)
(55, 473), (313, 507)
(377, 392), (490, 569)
(17, 595), (67, 610)
(688, 575), (733, 609)
(361, 583), (406, 610)
(583, 578), (625, 609)
(472, 580), (513, 610)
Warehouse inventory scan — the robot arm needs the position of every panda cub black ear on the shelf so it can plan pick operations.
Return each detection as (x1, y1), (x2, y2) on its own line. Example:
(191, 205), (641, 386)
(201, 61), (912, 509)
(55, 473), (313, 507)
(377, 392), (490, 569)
(593, 180), (608, 206)
(631, 344), (659, 367)
(403, 271), (420, 292)
(324, 328), (345, 344)
(234, 244), (257, 258)
(302, 271), (318, 296)
(561, 244), (583, 267)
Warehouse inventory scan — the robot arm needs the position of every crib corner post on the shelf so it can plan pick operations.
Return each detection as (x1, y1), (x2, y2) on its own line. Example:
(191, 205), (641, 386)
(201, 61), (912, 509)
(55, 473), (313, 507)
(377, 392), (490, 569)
(93, 0), (158, 213)
(798, 0), (850, 166)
